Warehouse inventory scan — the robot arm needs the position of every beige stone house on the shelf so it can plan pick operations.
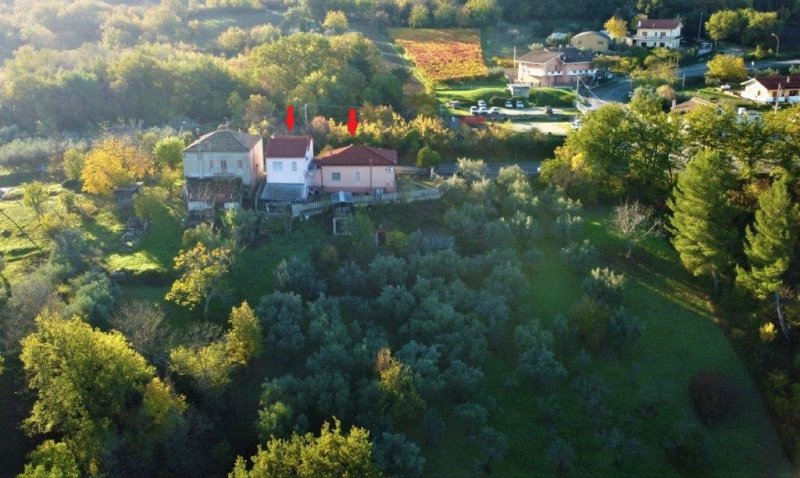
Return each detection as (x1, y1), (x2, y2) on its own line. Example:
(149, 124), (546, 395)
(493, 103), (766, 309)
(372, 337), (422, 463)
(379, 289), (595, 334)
(570, 31), (611, 53)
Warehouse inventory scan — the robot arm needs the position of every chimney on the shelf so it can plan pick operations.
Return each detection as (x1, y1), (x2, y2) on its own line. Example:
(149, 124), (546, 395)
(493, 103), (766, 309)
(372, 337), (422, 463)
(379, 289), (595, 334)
(671, 99), (677, 109)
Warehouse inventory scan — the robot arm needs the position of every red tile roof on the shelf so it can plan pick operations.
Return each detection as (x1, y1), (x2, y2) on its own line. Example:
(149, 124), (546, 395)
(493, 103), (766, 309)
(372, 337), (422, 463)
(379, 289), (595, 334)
(316, 145), (398, 166)
(751, 75), (800, 91)
(265, 136), (312, 158)
(638, 19), (681, 29)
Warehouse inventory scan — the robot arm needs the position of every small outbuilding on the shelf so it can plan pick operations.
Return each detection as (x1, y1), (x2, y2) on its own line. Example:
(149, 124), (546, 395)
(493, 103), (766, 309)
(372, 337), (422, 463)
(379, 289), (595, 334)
(570, 31), (611, 53)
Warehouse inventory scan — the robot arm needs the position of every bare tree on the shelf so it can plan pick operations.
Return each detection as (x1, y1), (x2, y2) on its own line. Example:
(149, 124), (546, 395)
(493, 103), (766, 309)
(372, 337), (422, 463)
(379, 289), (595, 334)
(110, 300), (175, 367)
(614, 200), (659, 259)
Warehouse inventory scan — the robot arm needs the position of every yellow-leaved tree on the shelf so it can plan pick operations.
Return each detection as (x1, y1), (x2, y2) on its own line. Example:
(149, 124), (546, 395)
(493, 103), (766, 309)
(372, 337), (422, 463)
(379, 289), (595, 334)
(81, 138), (154, 195)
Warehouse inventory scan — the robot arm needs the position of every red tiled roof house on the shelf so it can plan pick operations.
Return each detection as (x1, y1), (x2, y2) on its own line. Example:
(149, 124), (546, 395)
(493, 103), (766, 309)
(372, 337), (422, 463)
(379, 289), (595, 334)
(262, 135), (314, 203)
(741, 75), (800, 104)
(312, 145), (398, 194)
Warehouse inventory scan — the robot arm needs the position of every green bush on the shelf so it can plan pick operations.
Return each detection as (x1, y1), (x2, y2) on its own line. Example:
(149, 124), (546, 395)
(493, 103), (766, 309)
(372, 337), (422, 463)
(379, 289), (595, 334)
(663, 422), (706, 470)
(689, 371), (738, 424)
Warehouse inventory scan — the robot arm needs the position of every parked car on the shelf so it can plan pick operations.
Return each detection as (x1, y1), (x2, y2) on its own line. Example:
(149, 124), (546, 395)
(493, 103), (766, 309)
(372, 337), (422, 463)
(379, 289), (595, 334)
(544, 105), (553, 114)
(571, 118), (582, 130)
(478, 106), (489, 114)
(478, 100), (487, 108)
(516, 100), (525, 108)
(504, 100), (513, 108)
(448, 100), (461, 108)
(720, 84), (731, 90)
(489, 106), (500, 115)
(469, 106), (479, 114)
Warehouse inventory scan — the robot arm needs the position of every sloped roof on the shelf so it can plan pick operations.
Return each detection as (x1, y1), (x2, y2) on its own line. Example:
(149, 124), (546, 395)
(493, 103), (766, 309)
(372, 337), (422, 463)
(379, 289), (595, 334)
(316, 145), (398, 166)
(744, 75), (800, 91)
(671, 97), (715, 114)
(265, 136), (313, 158)
(571, 31), (611, 42)
(517, 47), (592, 64)
(185, 128), (261, 153)
(261, 183), (305, 202)
(638, 19), (681, 29)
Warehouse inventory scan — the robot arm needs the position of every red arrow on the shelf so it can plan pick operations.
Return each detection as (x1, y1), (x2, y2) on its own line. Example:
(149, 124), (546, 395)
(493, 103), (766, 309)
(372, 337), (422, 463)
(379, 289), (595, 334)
(347, 108), (358, 137)
(285, 105), (295, 131)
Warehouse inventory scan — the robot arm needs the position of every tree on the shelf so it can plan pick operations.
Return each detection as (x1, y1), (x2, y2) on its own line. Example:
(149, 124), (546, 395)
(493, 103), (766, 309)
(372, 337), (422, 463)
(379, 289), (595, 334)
(705, 54), (747, 84)
(705, 10), (745, 43)
(134, 186), (169, 222)
(376, 348), (425, 422)
(170, 341), (234, 395)
(408, 4), (431, 28)
(19, 440), (80, 478)
(110, 301), (173, 367)
(613, 200), (658, 258)
(20, 315), (185, 473)
(21, 181), (48, 216)
(153, 137), (184, 168)
(226, 301), (263, 365)
(464, 0), (500, 27)
(545, 436), (576, 474)
(274, 257), (326, 300)
(604, 16), (627, 40)
(416, 145), (442, 169)
(81, 139), (151, 195)
(230, 419), (377, 477)
(165, 243), (234, 318)
(222, 208), (261, 248)
(62, 147), (85, 181)
(217, 26), (248, 55)
(322, 10), (349, 33)
(736, 176), (798, 340)
(668, 150), (738, 291)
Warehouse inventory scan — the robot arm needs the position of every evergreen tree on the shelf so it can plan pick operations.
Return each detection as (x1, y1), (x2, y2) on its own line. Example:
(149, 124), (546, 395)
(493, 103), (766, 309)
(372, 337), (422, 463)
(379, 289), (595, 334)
(736, 176), (798, 340)
(668, 150), (738, 291)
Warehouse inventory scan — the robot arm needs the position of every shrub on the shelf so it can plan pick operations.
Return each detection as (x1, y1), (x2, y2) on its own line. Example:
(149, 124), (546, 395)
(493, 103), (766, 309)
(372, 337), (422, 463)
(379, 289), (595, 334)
(274, 257), (326, 300)
(583, 268), (625, 306)
(569, 295), (610, 352)
(560, 240), (596, 270)
(689, 371), (738, 424)
(663, 421), (706, 470)
(608, 307), (645, 351)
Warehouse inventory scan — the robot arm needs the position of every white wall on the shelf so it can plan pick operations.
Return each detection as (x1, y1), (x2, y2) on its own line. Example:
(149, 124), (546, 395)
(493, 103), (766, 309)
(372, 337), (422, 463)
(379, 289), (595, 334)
(265, 140), (314, 185)
(183, 151), (254, 186)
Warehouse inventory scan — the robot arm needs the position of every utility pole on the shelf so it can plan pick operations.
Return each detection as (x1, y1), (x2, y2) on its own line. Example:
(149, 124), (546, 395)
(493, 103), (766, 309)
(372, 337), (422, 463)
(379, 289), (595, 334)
(696, 11), (703, 42)
(303, 103), (309, 129)
(771, 33), (780, 56)
(775, 82), (782, 113)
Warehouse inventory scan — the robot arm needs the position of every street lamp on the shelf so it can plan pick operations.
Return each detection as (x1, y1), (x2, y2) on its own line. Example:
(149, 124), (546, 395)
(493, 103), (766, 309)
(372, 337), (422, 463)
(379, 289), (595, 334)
(771, 33), (780, 56)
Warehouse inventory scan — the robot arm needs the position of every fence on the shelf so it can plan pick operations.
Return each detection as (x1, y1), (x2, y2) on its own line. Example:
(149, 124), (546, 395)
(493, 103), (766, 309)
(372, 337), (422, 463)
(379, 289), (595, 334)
(394, 166), (428, 176)
(291, 188), (441, 218)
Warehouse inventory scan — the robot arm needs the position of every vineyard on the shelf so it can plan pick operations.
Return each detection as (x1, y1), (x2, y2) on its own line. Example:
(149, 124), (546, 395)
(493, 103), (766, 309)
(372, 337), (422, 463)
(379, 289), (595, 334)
(390, 28), (489, 83)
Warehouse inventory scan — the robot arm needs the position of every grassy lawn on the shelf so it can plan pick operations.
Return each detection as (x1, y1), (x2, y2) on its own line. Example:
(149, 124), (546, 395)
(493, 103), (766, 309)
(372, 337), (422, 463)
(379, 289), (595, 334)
(426, 207), (790, 476)
(436, 80), (577, 109)
(187, 10), (284, 50)
(676, 87), (772, 110)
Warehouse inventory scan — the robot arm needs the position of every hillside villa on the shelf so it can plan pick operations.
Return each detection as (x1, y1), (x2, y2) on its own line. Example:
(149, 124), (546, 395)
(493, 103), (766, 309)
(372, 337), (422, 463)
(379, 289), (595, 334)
(632, 19), (682, 48)
(740, 75), (800, 104)
(514, 46), (595, 87)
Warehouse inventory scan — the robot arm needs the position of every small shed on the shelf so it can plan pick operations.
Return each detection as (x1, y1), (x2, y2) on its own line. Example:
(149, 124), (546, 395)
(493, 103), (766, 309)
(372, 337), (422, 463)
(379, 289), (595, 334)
(508, 83), (531, 97)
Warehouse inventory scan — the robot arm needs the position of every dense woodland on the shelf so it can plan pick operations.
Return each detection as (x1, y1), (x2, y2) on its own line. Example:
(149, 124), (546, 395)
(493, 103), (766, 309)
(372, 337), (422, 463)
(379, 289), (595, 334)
(2, 0), (800, 476)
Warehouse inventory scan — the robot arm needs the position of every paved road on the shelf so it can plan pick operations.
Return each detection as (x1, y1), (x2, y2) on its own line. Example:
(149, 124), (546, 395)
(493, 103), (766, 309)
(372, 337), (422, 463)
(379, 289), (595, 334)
(678, 58), (800, 78)
(435, 161), (541, 177)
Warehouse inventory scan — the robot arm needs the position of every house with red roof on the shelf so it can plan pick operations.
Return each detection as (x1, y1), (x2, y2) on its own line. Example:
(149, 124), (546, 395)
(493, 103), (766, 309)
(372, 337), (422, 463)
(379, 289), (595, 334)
(312, 145), (398, 194)
(262, 135), (314, 203)
(741, 75), (800, 104)
(633, 19), (682, 48)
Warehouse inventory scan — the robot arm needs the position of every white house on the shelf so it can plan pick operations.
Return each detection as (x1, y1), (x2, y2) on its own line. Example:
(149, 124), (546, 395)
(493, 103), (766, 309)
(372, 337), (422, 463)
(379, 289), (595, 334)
(262, 135), (314, 203)
(633, 19), (682, 48)
(182, 126), (264, 213)
(740, 75), (800, 104)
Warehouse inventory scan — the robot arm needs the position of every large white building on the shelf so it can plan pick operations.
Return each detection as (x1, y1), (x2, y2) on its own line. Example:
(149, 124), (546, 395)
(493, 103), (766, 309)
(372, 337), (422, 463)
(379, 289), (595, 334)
(182, 126), (264, 212)
(633, 19), (682, 49)
(261, 135), (314, 204)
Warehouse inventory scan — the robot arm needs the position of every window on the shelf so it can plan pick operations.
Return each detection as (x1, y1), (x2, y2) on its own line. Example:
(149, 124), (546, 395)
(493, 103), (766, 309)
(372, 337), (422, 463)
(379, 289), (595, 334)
(355, 171), (360, 181)
(220, 160), (228, 173)
(273, 161), (283, 172)
(660, 31), (666, 37)
(292, 161), (297, 172)
(237, 160), (243, 169)
(790, 90), (799, 97)
(642, 31), (647, 37)
(332, 172), (341, 181)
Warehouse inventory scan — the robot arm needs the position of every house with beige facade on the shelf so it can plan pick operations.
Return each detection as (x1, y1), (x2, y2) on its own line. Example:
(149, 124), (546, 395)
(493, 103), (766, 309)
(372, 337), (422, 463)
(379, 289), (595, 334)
(740, 75), (800, 104)
(515, 47), (595, 87)
(570, 31), (611, 53)
(312, 145), (397, 194)
(633, 19), (682, 48)
(262, 135), (314, 203)
(182, 126), (264, 213)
